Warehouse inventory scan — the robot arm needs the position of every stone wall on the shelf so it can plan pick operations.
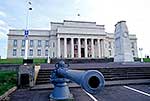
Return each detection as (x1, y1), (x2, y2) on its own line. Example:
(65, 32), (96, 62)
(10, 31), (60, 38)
(0, 64), (20, 71)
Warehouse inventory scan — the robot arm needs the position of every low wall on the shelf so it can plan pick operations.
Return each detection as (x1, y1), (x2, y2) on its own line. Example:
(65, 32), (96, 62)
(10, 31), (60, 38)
(0, 64), (20, 71)
(50, 58), (114, 64)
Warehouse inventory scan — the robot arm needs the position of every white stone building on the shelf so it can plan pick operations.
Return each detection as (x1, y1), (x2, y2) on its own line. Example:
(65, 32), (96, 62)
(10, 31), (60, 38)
(7, 20), (138, 59)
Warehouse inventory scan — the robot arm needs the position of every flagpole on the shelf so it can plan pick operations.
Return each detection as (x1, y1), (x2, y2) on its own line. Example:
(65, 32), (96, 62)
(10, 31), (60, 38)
(24, 1), (32, 61)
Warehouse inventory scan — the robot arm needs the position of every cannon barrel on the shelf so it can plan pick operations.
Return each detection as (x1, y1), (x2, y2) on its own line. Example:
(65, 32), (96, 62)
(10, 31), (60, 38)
(57, 67), (105, 94)
(50, 61), (105, 100)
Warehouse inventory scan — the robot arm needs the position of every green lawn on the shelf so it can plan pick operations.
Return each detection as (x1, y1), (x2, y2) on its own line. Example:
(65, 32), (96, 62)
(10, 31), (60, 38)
(0, 58), (47, 64)
(0, 59), (23, 64)
(33, 58), (47, 64)
(143, 58), (150, 62)
(0, 71), (17, 96)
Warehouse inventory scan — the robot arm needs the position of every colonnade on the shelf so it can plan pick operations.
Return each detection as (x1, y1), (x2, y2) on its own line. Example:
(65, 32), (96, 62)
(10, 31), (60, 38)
(57, 37), (105, 58)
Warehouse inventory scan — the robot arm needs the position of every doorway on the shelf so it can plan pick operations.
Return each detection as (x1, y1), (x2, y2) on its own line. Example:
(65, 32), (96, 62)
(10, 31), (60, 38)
(20, 74), (29, 87)
(81, 48), (85, 57)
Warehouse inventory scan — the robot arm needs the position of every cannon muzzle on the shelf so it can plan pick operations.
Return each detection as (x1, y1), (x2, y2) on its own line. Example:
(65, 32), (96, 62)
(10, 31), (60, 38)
(57, 65), (105, 94)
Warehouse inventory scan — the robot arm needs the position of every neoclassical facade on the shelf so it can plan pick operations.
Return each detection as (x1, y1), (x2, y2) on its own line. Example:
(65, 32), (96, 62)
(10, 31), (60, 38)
(7, 20), (138, 59)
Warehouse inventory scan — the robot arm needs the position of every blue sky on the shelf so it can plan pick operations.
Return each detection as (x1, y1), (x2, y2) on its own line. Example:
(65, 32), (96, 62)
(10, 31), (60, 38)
(0, 0), (150, 58)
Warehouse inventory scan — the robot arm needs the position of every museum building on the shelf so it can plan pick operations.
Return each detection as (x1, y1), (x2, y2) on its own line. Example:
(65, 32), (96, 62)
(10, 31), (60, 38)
(7, 20), (138, 59)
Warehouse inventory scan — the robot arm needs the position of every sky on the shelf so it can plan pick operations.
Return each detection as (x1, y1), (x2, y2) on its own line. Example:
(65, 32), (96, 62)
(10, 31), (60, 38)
(0, 0), (150, 59)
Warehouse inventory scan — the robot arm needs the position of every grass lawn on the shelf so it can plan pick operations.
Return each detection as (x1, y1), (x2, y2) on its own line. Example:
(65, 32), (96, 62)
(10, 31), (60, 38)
(143, 58), (150, 62)
(33, 58), (47, 64)
(0, 71), (17, 96)
(0, 58), (47, 64)
(0, 59), (23, 64)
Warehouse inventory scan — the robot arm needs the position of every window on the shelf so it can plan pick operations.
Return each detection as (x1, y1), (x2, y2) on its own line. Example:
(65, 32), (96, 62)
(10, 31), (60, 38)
(45, 49), (48, 56)
(87, 40), (91, 45)
(53, 42), (55, 47)
(109, 50), (111, 56)
(38, 40), (41, 47)
(29, 49), (33, 56)
(132, 50), (135, 56)
(30, 40), (34, 47)
(22, 40), (25, 47)
(37, 49), (41, 56)
(13, 49), (17, 56)
(13, 40), (17, 47)
(45, 40), (49, 47)
(108, 42), (111, 48)
(21, 49), (25, 56)
(53, 52), (55, 57)
(94, 40), (97, 45)
(81, 40), (84, 45)
(131, 42), (134, 48)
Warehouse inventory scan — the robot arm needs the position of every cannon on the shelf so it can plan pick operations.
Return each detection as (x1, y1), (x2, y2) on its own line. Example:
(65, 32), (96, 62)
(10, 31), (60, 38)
(50, 60), (105, 100)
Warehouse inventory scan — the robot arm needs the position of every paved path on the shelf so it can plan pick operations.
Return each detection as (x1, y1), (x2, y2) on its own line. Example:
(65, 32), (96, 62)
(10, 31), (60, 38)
(9, 85), (150, 101)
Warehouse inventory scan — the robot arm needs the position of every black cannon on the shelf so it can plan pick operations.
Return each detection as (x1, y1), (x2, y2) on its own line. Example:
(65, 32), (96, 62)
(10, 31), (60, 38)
(50, 60), (105, 100)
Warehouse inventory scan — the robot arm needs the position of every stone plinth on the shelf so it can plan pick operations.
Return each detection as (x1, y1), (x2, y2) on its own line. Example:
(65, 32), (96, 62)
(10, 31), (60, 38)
(18, 65), (35, 88)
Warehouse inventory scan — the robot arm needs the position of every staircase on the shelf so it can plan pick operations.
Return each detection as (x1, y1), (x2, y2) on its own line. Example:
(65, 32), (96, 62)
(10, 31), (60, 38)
(36, 69), (51, 85)
(36, 67), (150, 85)
(100, 67), (150, 81)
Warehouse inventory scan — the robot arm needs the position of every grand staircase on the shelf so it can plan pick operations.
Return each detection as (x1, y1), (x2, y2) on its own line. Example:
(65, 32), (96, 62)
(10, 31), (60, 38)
(36, 67), (150, 85)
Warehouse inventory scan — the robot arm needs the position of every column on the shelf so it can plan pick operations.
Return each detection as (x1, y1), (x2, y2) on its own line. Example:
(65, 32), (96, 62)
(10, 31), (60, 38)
(98, 39), (100, 58)
(78, 38), (81, 58)
(64, 38), (67, 58)
(100, 39), (103, 58)
(85, 38), (88, 58)
(57, 38), (60, 58)
(103, 39), (105, 57)
(71, 38), (74, 58)
(100, 39), (105, 58)
(91, 39), (94, 58)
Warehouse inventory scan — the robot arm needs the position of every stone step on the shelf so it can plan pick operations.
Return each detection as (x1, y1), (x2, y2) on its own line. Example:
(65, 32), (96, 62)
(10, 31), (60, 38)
(31, 79), (150, 91)
(38, 71), (51, 74)
(35, 67), (150, 85)
(105, 76), (150, 81)
(102, 72), (150, 74)
(38, 72), (51, 74)
(36, 78), (50, 81)
(103, 73), (150, 77)
(36, 80), (50, 84)
(37, 75), (50, 78)
(36, 75), (150, 85)
(38, 74), (149, 78)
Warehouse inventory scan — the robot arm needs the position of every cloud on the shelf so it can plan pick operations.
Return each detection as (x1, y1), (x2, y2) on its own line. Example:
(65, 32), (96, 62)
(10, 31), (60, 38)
(74, 0), (81, 4)
(0, 31), (7, 39)
(0, 20), (8, 39)
(0, 20), (6, 26)
(0, 11), (6, 17)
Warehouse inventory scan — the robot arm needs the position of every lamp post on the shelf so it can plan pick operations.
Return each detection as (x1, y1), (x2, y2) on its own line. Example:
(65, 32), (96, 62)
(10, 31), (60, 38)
(24, 1), (32, 61)
(139, 48), (143, 62)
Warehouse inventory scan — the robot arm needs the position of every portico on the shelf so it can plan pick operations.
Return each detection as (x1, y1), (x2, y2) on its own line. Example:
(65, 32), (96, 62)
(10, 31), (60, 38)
(57, 37), (105, 58)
